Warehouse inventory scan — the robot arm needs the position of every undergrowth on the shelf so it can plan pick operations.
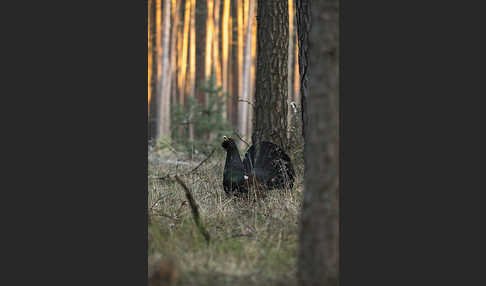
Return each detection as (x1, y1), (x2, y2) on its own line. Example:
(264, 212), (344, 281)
(148, 145), (303, 286)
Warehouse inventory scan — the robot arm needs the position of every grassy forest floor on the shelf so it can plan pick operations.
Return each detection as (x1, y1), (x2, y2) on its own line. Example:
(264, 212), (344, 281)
(148, 146), (304, 286)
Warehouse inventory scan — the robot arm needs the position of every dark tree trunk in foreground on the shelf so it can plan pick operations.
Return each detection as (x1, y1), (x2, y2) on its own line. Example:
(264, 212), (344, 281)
(252, 0), (289, 150)
(297, 0), (339, 285)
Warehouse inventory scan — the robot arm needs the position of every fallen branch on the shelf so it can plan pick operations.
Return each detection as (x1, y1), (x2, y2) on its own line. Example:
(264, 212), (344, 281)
(174, 175), (211, 244)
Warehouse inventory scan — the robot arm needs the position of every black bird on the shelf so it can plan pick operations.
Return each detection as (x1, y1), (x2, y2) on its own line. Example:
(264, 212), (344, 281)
(221, 136), (295, 196)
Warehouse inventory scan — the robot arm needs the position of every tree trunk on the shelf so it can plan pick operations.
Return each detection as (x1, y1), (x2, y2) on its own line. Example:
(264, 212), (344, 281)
(148, 0), (154, 115)
(287, 0), (296, 137)
(188, 0), (196, 141)
(230, 1), (239, 128)
(156, 0), (171, 140)
(248, 4), (257, 139)
(180, 0), (191, 105)
(221, 0), (231, 120)
(167, 0), (181, 139)
(252, 0), (289, 150)
(296, 0), (309, 142)
(238, 0), (254, 142)
(297, 0), (339, 285)
(196, 0), (207, 105)
(148, 0), (159, 144)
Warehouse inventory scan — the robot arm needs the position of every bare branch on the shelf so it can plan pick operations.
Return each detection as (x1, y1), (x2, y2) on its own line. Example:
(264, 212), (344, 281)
(174, 175), (211, 244)
(237, 98), (254, 107)
(232, 129), (251, 148)
(188, 149), (216, 174)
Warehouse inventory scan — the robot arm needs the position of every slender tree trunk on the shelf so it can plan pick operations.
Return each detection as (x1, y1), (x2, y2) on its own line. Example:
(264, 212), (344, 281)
(236, 0), (244, 131)
(180, 0), (191, 105)
(148, 0), (159, 143)
(166, 0), (181, 138)
(188, 0), (196, 141)
(252, 0), (289, 150)
(213, 0), (222, 90)
(248, 1), (257, 138)
(287, 0), (296, 136)
(238, 0), (254, 142)
(297, 0), (339, 285)
(230, 1), (239, 128)
(222, 0), (230, 94)
(148, 0), (153, 115)
(221, 0), (231, 121)
(157, 0), (171, 139)
(196, 0), (208, 105)
(205, 0), (214, 79)
(293, 38), (300, 112)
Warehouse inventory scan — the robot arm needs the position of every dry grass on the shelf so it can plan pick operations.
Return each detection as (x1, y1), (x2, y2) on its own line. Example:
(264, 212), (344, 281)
(148, 149), (303, 286)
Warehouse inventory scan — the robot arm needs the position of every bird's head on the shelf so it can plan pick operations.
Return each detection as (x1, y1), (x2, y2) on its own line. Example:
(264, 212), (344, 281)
(221, 136), (236, 150)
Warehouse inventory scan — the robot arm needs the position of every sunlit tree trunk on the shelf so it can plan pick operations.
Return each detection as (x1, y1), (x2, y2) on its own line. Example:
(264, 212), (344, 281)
(213, 0), (222, 90)
(248, 1), (257, 138)
(294, 39), (300, 112)
(157, 0), (171, 139)
(188, 0), (196, 141)
(252, 0), (289, 150)
(297, 0), (339, 285)
(238, 0), (254, 143)
(287, 0), (296, 134)
(205, 0), (214, 79)
(179, 0), (191, 106)
(222, 0), (231, 96)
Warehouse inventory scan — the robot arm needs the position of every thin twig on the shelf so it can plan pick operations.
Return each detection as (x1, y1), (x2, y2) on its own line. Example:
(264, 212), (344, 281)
(153, 212), (179, 221)
(238, 98), (254, 107)
(150, 149), (215, 181)
(232, 129), (250, 148)
(188, 149), (216, 174)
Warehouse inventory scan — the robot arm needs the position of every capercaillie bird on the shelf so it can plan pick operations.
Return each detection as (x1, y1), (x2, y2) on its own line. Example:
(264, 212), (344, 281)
(221, 136), (295, 197)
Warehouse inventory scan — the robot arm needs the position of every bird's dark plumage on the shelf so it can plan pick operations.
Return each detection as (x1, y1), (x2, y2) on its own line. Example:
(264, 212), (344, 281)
(221, 136), (295, 196)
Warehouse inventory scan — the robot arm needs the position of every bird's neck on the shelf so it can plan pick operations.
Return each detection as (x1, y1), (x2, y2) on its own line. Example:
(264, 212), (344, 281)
(225, 148), (243, 167)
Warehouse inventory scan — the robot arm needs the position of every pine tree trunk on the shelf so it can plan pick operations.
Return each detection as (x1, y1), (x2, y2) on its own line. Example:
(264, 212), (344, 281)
(252, 0), (289, 150)
(196, 0), (207, 106)
(238, 0), (254, 142)
(230, 1), (239, 128)
(287, 0), (296, 137)
(188, 0), (196, 141)
(297, 0), (339, 285)
(221, 0), (231, 120)
(157, 0), (171, 139)
(148, 0), (159, 144)
(180, 0), (191, 105)
(296, 0), (309, 142)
